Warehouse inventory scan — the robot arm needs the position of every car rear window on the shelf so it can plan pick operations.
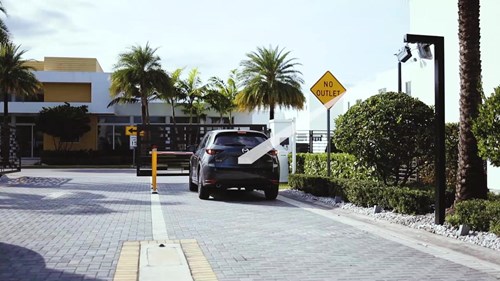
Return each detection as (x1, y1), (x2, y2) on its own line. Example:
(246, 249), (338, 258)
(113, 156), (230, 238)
(213, 132), (267, 146)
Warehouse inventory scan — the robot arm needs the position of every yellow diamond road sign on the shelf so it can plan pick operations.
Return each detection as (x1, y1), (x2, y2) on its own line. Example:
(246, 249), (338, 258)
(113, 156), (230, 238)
(310, 71), (347, 109)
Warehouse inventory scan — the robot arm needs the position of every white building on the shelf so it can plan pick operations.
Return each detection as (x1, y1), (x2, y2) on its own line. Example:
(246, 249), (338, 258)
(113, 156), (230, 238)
(336, 0), (500, 191)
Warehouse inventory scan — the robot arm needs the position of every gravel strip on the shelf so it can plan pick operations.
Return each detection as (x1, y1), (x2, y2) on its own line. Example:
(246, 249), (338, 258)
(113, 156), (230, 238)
(280, 189), (500, 251)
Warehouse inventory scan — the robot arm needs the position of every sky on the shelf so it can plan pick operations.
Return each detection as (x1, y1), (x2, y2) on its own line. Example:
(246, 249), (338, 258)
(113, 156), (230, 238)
(2, 0), (410, 92)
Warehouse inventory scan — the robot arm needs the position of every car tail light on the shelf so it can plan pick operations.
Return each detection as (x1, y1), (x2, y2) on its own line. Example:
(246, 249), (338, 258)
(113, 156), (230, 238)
(206, 149), (222, 155)
(268, 149), (278, 156)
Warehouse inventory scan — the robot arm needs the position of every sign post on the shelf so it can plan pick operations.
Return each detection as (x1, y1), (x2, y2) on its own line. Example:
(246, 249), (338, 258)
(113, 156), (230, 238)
(310, 71), (347, 177)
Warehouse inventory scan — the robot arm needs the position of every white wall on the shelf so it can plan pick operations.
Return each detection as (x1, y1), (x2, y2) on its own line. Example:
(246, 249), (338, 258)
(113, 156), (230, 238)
(5, 71), (114, 115)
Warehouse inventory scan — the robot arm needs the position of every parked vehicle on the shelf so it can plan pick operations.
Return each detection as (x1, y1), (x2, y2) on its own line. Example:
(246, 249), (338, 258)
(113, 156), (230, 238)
(189, 129), (280, 200)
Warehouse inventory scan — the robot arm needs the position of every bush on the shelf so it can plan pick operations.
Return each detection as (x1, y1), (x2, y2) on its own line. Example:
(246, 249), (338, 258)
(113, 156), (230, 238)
(446, 199), (500, 232)
(473, 86), (500, 166)
(333, 92), (435, 186)
(289, 174), (434, 215)
(418, 123), (459, 190)
(289, 153), (376, 181)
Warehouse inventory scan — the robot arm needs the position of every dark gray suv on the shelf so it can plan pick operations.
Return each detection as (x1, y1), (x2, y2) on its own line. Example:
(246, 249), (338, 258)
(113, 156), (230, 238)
(189, 129), (280, 200)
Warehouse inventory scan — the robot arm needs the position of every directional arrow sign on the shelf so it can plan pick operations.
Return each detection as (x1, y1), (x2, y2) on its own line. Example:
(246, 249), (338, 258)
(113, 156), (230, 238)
(310, 71), (346, 109)
(125, 126), (137, 136)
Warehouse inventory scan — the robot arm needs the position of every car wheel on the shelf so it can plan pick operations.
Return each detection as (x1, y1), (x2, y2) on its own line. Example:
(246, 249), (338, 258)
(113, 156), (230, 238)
(198, 172), (210, 200)
(189, 166), (197, 192)
(264, 185), (279, 200)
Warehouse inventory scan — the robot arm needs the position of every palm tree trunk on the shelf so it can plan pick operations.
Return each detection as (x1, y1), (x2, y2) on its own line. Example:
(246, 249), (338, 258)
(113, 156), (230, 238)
(455, 0), (488, 203)
(269, 105), (275, 120)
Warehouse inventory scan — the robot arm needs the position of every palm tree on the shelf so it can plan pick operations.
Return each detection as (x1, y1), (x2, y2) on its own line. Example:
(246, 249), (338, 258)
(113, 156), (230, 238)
(0, 42), (41, 165)
(207, 69), (240, 124)
(455, 0), (488, 203)
(110, 43), (170, 130)
(178, 68), (206, 124)
(238, 45), (305, 120)
(0, 1), (9, 44)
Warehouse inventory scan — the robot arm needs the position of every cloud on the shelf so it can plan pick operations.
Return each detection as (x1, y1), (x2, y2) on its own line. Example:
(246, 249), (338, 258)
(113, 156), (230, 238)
(4, 7), (81, 39)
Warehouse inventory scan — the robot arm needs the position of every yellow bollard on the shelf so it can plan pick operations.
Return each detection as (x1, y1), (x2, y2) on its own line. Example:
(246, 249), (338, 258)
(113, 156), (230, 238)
(152, 148), (158, 193)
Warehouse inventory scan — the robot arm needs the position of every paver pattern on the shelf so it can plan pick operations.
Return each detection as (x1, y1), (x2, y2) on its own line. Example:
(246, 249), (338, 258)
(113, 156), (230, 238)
(1, 169), (499, 281)
(158, 177), (499, 281)
(0, 169), (152, 281)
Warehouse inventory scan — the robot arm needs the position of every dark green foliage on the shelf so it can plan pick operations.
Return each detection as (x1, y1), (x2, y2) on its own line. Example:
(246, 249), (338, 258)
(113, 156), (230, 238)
(473, 86), (500, 166)
(385, 188), (433, 215)
(289, 153), (376, 181)
(419, 122), (459, 189)
(333, 92), (435, 186)
(446, 199), (500, 232)
(36, 103), (91, 151)
(288, 174), (433, 215)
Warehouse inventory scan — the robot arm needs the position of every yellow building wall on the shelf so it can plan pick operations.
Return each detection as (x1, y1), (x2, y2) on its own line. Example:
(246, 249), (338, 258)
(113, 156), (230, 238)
(24, 60), (45, 71)
(44, 57), (103, 72)
(23, 57), (103, 72)
(43, 83), (92, 102)
(43, 116), (98, 151)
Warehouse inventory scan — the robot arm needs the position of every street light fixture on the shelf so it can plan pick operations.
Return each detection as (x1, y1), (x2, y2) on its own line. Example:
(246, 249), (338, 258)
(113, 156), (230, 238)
(395, 45), (412, 93)
(403, 33), (445, 225)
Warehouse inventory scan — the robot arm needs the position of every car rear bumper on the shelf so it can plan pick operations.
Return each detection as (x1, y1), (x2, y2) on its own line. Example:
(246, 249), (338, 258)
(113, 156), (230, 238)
(201, 167), (279, 189)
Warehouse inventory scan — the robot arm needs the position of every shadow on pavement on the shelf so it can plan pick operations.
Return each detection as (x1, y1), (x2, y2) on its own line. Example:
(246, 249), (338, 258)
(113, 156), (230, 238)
(58, 169), (136, 174)
(209, 189), (295, 207)
(0, 191), (156, 215)
(0, 176), (71, 187)
(0, 242), (105, 281)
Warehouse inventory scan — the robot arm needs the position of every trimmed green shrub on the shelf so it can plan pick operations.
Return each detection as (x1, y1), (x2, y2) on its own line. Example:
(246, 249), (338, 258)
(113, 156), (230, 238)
(333, 92), (435, 186)
(385, 187), (433, 215)
(446, 199), (500, 232)
(289, 174), (434, 215)
(289, 153), (376, 181)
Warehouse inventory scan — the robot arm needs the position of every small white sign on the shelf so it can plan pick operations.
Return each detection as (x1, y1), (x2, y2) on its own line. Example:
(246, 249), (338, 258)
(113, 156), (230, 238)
(130, 135), (137, 149)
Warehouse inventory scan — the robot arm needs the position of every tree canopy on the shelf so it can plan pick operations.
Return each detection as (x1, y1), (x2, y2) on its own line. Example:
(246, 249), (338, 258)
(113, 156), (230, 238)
(237, 45), (305, 120)
(473, 86), (500, 166)
(36, 103), (91, 151)
(333, 92), (435, 186)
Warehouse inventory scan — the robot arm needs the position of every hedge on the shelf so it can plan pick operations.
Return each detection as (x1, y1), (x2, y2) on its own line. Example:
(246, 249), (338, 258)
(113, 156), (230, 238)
(446, 199), (500, 235)
(289, 153), (376, 181)
(288, 174), (432, 215)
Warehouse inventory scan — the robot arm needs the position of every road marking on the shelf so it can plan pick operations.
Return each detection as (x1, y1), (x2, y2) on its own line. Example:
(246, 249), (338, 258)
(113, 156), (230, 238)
(151, 193), (169, 240)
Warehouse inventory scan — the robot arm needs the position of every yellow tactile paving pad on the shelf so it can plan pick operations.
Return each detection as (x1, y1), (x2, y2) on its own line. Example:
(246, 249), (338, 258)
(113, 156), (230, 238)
(113, 240), (217, 281)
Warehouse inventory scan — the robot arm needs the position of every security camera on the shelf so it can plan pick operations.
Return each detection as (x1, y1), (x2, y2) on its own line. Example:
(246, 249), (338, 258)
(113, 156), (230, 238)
(396, 46), (412, 62)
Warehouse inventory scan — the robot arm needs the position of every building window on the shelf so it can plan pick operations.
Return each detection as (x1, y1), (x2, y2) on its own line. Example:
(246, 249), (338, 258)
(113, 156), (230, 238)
(99, 116), (130, 123)
(134, 116), (166, 124)
(405, 81), (412, 96)
(209, 117), (231, 124)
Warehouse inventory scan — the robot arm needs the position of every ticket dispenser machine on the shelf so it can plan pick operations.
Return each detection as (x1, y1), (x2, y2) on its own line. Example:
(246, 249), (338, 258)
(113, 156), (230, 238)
(268, 118), (296, 183)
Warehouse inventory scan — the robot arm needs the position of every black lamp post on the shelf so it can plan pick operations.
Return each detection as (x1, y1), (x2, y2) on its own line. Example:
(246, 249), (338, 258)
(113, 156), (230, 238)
(396, 45), (412, 93)
(403, 34), (445, 225)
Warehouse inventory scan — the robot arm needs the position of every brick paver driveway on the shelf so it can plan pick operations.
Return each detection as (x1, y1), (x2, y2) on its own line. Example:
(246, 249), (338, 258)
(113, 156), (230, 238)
(0, 169), (498, 281)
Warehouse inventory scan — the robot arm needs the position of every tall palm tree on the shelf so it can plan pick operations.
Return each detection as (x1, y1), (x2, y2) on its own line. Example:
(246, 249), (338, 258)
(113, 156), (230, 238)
(0, 1), (9, 44)
(0, 42), (41, 165)
(455, 0), (488, 203)
(207, 69), (240, 124)
(238, 46), (305, 120)
(110, 43), (170, 130)
(178, 68), (206, 124)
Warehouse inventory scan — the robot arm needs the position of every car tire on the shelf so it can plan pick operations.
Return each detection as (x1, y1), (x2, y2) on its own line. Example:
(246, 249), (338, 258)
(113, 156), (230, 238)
(198, 172), (210, 200)
(189, 166), (197, 192)
(264, 185), (279, 200)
